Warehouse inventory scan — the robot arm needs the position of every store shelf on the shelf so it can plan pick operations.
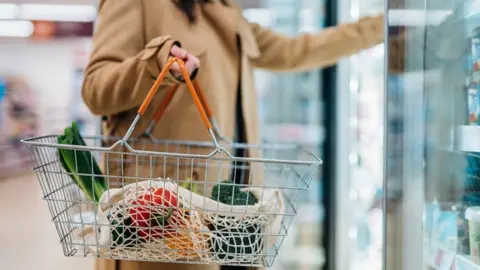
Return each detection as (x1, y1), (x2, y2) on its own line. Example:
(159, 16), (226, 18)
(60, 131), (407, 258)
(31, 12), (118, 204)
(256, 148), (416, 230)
(457, 255), (480, 270)
(426, 241), (480, 270)
(388, 9), (452, 26)
(465, 0), (480, 19)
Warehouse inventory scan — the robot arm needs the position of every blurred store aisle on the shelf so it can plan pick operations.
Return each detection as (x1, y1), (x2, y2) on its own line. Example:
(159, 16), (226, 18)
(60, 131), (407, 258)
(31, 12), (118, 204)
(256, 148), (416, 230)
(0, 173), (94, 270)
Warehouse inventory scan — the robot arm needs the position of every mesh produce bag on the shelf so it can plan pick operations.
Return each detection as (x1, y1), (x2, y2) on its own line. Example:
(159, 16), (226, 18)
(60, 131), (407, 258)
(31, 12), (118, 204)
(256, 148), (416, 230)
(73, 178), (285, 264)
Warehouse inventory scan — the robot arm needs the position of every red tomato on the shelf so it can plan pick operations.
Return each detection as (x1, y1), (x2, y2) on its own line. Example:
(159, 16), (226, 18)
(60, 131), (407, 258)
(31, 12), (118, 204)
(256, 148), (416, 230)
(129, 188), (182, 238)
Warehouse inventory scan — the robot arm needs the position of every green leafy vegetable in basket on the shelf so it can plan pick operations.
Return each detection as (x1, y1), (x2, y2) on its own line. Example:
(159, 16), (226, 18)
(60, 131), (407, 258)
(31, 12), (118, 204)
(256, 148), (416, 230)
(57, 121), (107, 202)
(58, 123), (134, 248)
(109, 212), (139, 248)
(212, 181), (257, 206)
(210, 180), (262, 260)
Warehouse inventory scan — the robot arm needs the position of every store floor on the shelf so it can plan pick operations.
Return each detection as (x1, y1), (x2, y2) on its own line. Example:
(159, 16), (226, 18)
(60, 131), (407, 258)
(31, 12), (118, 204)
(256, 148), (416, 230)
(0, 173), (94, 270)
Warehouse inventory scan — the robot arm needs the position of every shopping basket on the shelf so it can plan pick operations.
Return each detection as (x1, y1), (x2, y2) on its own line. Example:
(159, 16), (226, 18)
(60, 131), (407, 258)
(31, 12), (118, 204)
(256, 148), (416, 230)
(21, 57), (322, 267)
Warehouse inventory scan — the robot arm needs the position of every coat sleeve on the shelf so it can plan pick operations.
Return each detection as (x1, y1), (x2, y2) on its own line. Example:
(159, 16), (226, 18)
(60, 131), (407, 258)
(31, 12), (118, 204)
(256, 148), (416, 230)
(250, 15), (385, 72)
(82, 0), (183, 116)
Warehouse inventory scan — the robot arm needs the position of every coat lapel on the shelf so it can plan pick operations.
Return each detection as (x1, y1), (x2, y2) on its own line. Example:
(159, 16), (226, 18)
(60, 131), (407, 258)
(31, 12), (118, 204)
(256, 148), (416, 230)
(200, 0), (240, 51)
(218, 0), (260, 59)
(203, 0), (240, 34)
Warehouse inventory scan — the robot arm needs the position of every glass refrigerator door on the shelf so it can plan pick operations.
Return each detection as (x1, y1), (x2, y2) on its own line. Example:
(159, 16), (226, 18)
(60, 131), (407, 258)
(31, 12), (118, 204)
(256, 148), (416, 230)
(244, 1), (325, 269)
(385, 0), (480, 269)
(334, 0), (384, 268)
(345, 0), (385, 269)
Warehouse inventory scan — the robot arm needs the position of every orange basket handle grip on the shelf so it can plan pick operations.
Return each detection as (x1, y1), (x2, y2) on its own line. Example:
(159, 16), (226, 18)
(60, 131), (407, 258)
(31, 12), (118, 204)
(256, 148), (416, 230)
(151, 84), (179, 122)
(150, 80), (213, 124)
(137, 57), (212, 130)
(193, 80), (214, 119)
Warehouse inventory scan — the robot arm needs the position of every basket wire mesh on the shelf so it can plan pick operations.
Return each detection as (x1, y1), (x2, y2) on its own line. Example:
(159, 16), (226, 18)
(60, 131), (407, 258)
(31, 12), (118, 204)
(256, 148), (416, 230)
(22, 58), (322, 267)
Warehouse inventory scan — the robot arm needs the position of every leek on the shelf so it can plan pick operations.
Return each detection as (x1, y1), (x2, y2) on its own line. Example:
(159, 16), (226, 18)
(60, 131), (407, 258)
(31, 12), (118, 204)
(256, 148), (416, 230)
(57, 122), (107, 202)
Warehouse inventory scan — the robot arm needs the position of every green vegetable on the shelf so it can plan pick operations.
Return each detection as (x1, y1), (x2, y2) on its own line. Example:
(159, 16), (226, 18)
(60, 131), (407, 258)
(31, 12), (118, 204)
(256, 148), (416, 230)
(211, 181), (257, 206)
(59, 122), (152, 249)
(109, 212), (139, 248)
(180, 179), (199, 194)
(57, 121), (107, 202)
(181, 172), (200, 194)
(210, 181), (261, 260)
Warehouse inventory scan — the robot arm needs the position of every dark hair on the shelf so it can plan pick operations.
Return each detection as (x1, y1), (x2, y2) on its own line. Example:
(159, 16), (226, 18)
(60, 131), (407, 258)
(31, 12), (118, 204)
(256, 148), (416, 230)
(175, 0), (209, 23)
(176, 0), (230, 23)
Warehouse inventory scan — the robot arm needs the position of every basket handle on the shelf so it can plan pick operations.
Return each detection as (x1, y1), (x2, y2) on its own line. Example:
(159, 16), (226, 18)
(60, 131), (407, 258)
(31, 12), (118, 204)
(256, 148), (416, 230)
(192, 81), (231, 143)
(121, 57), (219, 147)
(142, 81), (211, 135)
(141, 63), (231, 143)
(142, 83), (179, 135)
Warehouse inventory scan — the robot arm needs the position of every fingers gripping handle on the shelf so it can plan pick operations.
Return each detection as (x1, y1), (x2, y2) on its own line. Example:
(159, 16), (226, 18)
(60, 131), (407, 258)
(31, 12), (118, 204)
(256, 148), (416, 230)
(122, 57), (215, 143)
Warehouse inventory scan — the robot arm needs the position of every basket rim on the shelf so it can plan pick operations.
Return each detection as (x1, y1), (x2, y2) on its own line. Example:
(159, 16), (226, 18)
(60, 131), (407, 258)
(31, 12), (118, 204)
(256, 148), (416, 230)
(21, 134), (323, 166)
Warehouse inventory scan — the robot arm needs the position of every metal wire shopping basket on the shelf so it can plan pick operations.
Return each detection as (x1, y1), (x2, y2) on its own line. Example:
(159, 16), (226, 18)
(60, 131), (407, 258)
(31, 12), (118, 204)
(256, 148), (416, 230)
(21, 57), (322, 268)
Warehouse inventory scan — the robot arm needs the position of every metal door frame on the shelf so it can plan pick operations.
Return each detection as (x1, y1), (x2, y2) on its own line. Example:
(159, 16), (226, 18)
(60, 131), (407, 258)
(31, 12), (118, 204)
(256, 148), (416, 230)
(383, 0), (428, 269)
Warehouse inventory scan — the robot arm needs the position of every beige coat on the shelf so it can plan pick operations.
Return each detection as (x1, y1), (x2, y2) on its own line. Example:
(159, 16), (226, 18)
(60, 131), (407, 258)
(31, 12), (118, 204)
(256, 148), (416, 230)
(82, 0), (384, 269)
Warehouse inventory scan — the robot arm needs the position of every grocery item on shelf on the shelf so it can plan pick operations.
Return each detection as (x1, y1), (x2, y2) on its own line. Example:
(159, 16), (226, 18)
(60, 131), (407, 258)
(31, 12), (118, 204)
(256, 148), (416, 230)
(425, 240), (480, 270)
(424, 202), (470, 258)
(468, 26), (480, 125)
(460, 26), (480, 229)
(471, 27), (480, 86)
(456, 205), (470, 256)
(466, 206), (480, 263)
(432, 204), (460, 250)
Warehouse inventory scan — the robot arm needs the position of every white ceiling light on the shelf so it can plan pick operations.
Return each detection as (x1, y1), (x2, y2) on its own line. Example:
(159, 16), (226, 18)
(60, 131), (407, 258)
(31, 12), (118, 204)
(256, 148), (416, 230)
(0, 20), (34, 37)
(0, 3), (19, 19)
(0, 3), (96, 22)
(20, 4), (96, 22)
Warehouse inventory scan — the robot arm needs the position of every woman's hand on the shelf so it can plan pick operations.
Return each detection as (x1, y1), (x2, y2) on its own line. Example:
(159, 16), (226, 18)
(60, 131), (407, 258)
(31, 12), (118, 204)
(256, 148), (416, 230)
(169, 45), (200, 79)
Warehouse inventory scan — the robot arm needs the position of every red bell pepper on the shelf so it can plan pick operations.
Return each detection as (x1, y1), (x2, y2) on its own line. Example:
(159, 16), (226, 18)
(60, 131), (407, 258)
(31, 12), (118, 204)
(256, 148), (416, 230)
(129, 187), (183, 238)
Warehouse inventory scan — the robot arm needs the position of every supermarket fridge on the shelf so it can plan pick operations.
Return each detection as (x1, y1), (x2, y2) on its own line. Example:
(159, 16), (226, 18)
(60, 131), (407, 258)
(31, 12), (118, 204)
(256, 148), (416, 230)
(384, 0), (480, 269)
(321, 0), (386, 268)
(243, 0), (326, 269)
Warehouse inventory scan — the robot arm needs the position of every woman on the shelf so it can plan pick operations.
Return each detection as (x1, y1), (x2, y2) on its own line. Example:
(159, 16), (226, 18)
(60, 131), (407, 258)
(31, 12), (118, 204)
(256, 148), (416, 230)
(82, 0), (384, 270)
